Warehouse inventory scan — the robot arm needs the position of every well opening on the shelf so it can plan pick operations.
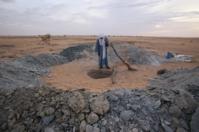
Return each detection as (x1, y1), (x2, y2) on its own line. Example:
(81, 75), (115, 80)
(87, 69), (113, 79)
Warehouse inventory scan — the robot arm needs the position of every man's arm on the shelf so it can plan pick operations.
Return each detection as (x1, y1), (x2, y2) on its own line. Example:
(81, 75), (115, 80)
(95, 39), (100, 55)
(105, 37), (109, 47)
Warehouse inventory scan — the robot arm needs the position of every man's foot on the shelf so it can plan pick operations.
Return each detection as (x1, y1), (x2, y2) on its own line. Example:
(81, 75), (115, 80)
(106, 66), (110, 69)
(99, 66), (103, 69)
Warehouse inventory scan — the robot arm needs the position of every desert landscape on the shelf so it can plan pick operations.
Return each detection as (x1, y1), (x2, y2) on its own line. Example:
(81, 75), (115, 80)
(1, 0), (199, 131)
(0, 36), (199, 132)
(1, 36), (199, 92)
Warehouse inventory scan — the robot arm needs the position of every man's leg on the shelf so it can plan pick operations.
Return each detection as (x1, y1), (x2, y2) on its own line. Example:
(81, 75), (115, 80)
(104, 55), (110, 69)
(99, 55), (103, 69)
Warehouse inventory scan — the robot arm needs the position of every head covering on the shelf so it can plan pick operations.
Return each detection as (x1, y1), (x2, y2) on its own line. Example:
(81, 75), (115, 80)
(98, 34), (106, 39)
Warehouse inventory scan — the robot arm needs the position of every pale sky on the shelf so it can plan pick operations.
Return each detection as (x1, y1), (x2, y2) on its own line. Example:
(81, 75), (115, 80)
(0, 0), (199, 37)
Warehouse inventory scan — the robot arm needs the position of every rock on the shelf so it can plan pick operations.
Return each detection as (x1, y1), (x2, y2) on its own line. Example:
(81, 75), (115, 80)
(120, 110), (133, 121)
(85, 125), (93, 132)
(78, 113), (85, 121)
(86, 125), (100, 132)
(100, 127), (106, 132)
(1, 123), (7, 130)
(107, 94), (118, 102)
(179, 119), (188, 130)
(68, 92), (86, 113)
(62, 109), (70, 116)
(45, 107), (55, 115)
(90, 95), (110, 115)
(157, 69), (168, 75)
(161, 121), (173, 132)
(132, 128), (139, 132)
(175, 91), (197, 113)
(191, 107), (199, 132)
(87, 112), (99, 124)
(101, 119), (107, 126)
(129, 105), (141, 111)
(44, 127), (55, 132)
(138, 120), (151, 131)
(38, 107), (55, 117)
(161, 95), (171, 102)
(154, 100), (161, 109)
(11, 124), (25, 132)
(80, 120), (87, 132)
(8, 118), (16, 128)
(176, 127), (187, 132)
(169, 105), (182, 117)
(172, 117), (179, 127)
(42, 115), (55, 125)
(38, 89), (50, 96)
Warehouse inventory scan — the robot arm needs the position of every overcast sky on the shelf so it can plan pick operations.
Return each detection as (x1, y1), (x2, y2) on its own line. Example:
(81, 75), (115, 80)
(0, 0), (199, 37)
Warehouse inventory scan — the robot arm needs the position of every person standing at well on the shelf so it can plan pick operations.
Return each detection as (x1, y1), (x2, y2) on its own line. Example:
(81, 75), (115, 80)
(95, 35), (110, 69)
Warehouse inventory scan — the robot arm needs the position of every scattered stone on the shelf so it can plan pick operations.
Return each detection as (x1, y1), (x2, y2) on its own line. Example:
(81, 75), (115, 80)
(132, 128), (139, 132)
(154, 100), (161, 109)
(78, 113), (85, 121)
(62, 109), (70, 116)
(68, 92), (86, 113)
(45, 107), (55, 116)
(85, 125), (100, 132)
(176, 127), (187, 132)
(169, 105), (182, 117)
(90, 95), (110, 115)
(157, 69), (168, 75)
(80, 120), (87, 132)
(161, 121), (173, 132)
(175, 92), (197, 113)
(138, 120), (151, 131)
(120, 110), (133, 121)
(44, 127), (55, 132)
(42, 115), (55, 125)
(11, 124), (25, 132)
(87, 112), (99, 124)
(191, 107), (199, 132)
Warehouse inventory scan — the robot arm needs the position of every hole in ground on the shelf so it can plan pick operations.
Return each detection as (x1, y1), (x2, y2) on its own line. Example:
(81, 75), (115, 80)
(87, 69), (113, 79)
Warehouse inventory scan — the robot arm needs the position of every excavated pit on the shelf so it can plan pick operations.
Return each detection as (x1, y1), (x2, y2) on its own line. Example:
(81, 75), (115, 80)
(0, 43), (199, 132)
(0, 43), (164, 91)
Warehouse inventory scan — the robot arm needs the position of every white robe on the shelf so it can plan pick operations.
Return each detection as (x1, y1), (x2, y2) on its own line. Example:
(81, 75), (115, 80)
(99, 37), (106, 59)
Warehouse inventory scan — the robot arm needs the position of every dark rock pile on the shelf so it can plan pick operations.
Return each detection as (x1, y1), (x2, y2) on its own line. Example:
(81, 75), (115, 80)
(60, 43), (163, 66)
(0, 68), (198, 132)
(150, 66), (199, 102)
(60, 45), (94, 62)
(0, 54), (67, 92)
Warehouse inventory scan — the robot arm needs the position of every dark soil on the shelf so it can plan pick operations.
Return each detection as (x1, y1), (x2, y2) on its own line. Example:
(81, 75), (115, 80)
(87, 69), (113, 79)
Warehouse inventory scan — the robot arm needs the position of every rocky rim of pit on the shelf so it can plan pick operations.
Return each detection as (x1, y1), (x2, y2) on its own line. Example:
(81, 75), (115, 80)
(0, 43), (198, 132)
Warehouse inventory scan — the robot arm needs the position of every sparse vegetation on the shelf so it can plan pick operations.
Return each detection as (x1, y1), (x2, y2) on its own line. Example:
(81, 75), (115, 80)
(39, 34), (51, 45)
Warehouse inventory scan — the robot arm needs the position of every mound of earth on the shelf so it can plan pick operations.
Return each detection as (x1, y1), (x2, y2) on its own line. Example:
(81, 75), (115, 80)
(0, 67), (199, 132)
(60, 43), (163, 65)
(0, 54), (67, 92)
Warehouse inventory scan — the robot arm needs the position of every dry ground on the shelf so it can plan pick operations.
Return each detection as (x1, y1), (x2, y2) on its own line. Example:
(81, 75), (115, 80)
(0, 36), (199, 92)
